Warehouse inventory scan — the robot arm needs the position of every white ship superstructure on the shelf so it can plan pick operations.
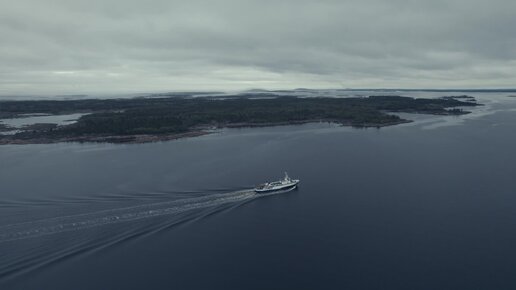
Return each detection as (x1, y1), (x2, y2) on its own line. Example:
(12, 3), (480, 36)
(254, 172), (299, 193)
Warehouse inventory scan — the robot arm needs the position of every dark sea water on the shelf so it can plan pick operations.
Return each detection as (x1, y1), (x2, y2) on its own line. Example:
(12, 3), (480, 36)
(1, 93), (516, 289)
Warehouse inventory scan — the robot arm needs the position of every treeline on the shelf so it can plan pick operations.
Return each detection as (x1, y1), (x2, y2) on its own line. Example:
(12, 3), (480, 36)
(0, 95), (478, 137)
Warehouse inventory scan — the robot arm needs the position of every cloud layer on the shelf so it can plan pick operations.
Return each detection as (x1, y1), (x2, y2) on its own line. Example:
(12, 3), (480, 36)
(1, 0), (515, 95)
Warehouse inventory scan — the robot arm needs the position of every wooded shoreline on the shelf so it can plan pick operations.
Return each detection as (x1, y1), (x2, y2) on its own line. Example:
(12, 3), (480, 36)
(0, 94), (479, 145)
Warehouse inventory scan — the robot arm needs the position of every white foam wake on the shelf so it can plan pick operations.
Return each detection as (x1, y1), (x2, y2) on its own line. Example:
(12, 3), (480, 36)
(0, 190), (259, 242)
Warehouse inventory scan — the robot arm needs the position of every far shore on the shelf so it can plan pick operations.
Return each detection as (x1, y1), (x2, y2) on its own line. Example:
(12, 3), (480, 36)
(0, 119), (413, 145)
(0, 94), (479, 145)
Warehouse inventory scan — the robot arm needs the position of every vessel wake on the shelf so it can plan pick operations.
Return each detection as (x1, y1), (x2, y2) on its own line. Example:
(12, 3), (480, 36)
(0, 189), (259, 243)
(0, 186), (295, 284)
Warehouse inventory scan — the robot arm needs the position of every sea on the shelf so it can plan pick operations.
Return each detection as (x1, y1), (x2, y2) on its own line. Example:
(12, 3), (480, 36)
(1, 91), (516, 289)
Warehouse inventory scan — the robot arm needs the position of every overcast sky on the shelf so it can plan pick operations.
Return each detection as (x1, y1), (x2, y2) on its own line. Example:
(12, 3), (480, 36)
(1, 0), (515, 96)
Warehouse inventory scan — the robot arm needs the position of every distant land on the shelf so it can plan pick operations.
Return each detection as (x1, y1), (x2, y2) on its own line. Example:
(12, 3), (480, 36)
(1, 88), (515, 101)
(0, 94), (480, 145)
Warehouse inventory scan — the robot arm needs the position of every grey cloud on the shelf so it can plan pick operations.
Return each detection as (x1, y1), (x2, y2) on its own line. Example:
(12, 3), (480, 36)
(0, 0), (515, 96)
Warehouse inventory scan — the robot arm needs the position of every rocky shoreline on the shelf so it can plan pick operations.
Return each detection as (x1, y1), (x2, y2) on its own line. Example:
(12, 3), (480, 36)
(0, 131), (211, 145)
(0, 119), (415, 145)
(0, 94), (479, 145)
(219, 118), (413, 129)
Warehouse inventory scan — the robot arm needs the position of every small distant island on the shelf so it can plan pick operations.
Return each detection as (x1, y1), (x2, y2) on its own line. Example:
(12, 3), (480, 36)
(0, 94), (480, 144)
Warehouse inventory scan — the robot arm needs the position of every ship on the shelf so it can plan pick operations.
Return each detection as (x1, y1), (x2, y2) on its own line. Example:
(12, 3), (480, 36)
(254, 172), (300, 193)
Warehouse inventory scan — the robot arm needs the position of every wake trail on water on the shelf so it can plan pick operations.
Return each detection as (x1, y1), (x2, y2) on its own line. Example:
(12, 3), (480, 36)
(0, 187), (295, 283)
(0, 188), (280, 243)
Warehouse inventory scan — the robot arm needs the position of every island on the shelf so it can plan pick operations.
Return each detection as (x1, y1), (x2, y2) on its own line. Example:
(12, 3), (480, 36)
(0, 94), (480, 144)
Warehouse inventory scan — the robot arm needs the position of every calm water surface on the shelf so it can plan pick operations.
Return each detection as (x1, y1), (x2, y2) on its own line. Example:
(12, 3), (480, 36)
(1, 93), (516, 289)
(0, 113), (88, 135)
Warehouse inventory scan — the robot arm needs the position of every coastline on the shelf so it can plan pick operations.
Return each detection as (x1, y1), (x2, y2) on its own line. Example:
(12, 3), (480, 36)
(0, 131), (211, 145)
(0, 119), (413, 145)
(0, 94), (478, 145)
